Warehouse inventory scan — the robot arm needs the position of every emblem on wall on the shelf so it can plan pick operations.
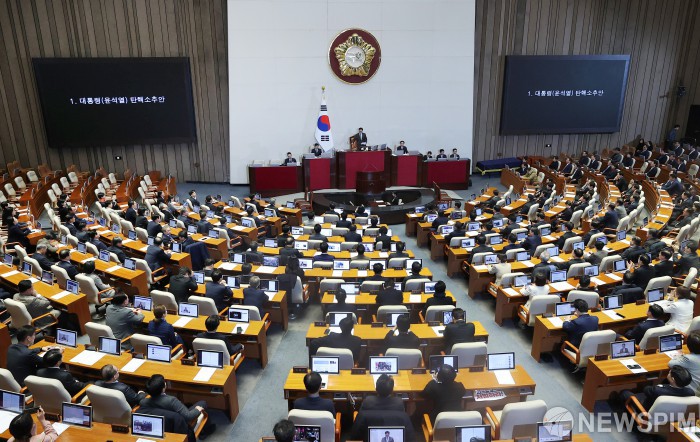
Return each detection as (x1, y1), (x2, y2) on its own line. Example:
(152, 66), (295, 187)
(329, 29), (381, 84)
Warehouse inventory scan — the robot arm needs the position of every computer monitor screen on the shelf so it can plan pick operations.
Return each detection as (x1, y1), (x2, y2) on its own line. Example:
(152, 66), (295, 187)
(61, 403), (92, 427)
(369, 356), (399, 375)
(311, 356), (340, 374)
(193, 271), (205, 284)
(603, 294), (622, 310)
(340, 283), (359, 295)
(225, 276), (240, 289)
(467, 222), (480, 231)
(298, 258), (313, 270)
(124, 258), (136, 270)
(98, 336), (121, 356)
(489, 236), (503, 245)
(540, 226), (551, 236)
(492, 219), (504, 228)
(442, 310), (453, 325)
(261, 280), (278, 292)
(294, 241), (308, 250)
(178, 302), (198, 317)
(659, 334), (683, 352)
(484, 254), (498, 265)
(327, 243), (341, 252)
(21, 261), (32, 275)
(617, 230), (626, 241)
(263, 256), (279, 267)
(547, 246), (560, 257)
(294, 425), (322, 442)
(291, 226), (304, 235)
(171, 242), (182, 253)
(197, 350), (224, 369)
(111, 223), (121, 233)
(41, 270), (53, 285)
(364, 243), (375, 252)
(455, 425), (491, 442)
(424, 281), (437, 293)
(613, 259), (626, 272)
(147, 237), (155, 246)
(647, 289), (664, 303)
(583, 266), (599, 277)
(572, 241), (585, 252)
(320, 228), (333, 237)
(228, 307), (250, 323)
(475, 208), (482, 216)
(429, 355), (458, 373)
(487, 352), (515, 370)
(513, 275), (531, 287)
(169, 219), (177, 228)
(537, 421), (573, 442)
(208, 229), (219, 239)
(461, 238), (475, 249)
(232, 253), (244, 263)
(66, 279), (79, 295)
(56, 328), (77, 347)
(437, 202), (449, 211)
(333, 260), (350, 270)
(441, 225), (455, 235)
(128, 230), (137, 240)
(99, 250), (111, 262)
(369, 259), (386, 270)
(516, 251), (530, 262)
(405, 259), (422, 269)
(77, 242), (87, 254)
(264, 239), (277, 248)
(0, 390), (24, 413)
(610, 341), (636, 359)
(264, 208), (276, 218)
(426, 214), (438, 223)
(286, 201), (295, 209)
(187, 225), (198, 234)
(328, 312), (353, 326)
(131, 413), (165, 439)
(555, 302), (574, 316)
(368, 427), (404, 442)
(414, 206), (425, 214)
(3, 254), (13, 266)
(516, 231), (527, 241)
(386, 313), (406, 327)
(146, 344), (172, 363)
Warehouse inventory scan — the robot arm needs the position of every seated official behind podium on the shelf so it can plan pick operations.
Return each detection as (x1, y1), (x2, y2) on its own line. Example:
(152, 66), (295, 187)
(449, 148), (460, 159)
(281, 152), (297, 166)
(310, 143), (323, 157)
(443, 308), (475, 351)
(360, 374), (404, 412)
(562, 300), (598, 348)
(420, 364), (466, 421)
(395, 141), (408, 155)
(383, 314), (419, 350)
(293, 372), (335, 414)
(436, 149), (447, 159)
(96, 364), (146, 407)
(309, 316), (361, 362)
(353, 127), (368, 148)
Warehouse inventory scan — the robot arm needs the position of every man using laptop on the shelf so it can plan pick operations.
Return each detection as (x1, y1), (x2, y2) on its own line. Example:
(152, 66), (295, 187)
(360, 374), (404, 412)
(374, 226), (393, 251)
(147, 214), (163, 238)
(376, 280), (403, 306)
(37, 349), (88, 396)
(279, 237), (303, 265)
(56, 249), (79, 280)
(562, 300), (598, 348)
(205, 270), (233, 311)
(144, 237), (171, 271)
(309, 317), (362, 362)
(624, 304), (666, 345)
(402, 261), (424, 290)
(312, 242), (335, 263)
(336, 212), (352, 229)
(244, 242), (264, 264)
(366, 263), (389, 285)
(292, 372), (335, 414)
(309, 224), (329, 242)
(96, 364), (146, 407)
(387, 241), (408, 261)
(421, 281), (453, 317)
(443, 308), (475, 351)
(196, 315), (243, 357)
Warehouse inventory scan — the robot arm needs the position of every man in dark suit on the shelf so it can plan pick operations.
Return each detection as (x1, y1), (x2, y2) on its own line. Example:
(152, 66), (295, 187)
(124, 200), (138, 225)
(195, 315), (243, 356)
(281, 152), (297, 166)
(561, 158), (574, 174)
(32, 243), (55, 271)
(169, 266), (198, 304)
(375, 226), (393, 251)
(519, 228), (542, 252)
(610, 148), (623, 164)
(7, 219), (31, 248)
(344, 224), (363, 243)
(602, 203), (619, 230)
(402, 262), (424, 290)
(7, 325), (55, 386)
(243, 276), (268, 314)
(609, 271), (644, 304)
(622, 153), (635, 168)
(359, 374), (404, 412)
(570, 166), (583, 183)
(292, 372), (335, 414)
(387, 241), (409, 261)
(353, 128), (368, 148)
(549, 156), (561, 170)
(661, 173), (683, 197)
(436, 149), (448, 159)
(383, 314), (419, 350)
(395, 141), (408, 155)
(56, 249), (78, 280)
(279, 237), (303, 265)
(145, 237), (171, 271)
(624, 304), (666, 345)
(96, 364), (146, 407)
(107, 237), (127, 264)
(187, 190), (202, 208)
(422, 281), (453, 317)
(134, 207), (149, 230)
(653, 250), (675, 278)
(443, 308), (475, 351)
(621, 365), (694, 411)
(205, 270), (232, 311)
(312, 242), (335, 263)
(147, 214), (163, 237)
(376, 280), (403, 306)
(562, 299), (599, 347)
(620, 236), (646, 263)
(675, 240), (700, 277)
(468, 235), (495, 264)
(310, 143), (323, 157)
(431, 211), (449, 231)
(140, 374), (208, 433)
(336, 212), (352, 229)
(37, 349), (88, 396)
(631, 254), (656, 290)
(196, 211), (215, 235)
(366, 263), (389, 285)
(243, 242), (263, 265)
(556, 222), (576, 249)
(309, 224), (328, 242)
(309, 317), (362, 362)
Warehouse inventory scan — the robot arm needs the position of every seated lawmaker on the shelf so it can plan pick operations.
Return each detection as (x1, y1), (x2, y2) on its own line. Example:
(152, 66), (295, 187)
(562, 300), (598, 347)
(96, 364), (146, 407)
(621, 365), (693, 411)
(205, 270), (233, 312)
(443, 308), (475, 351)
(326, 288), (355, 314)
(375, 226), (393, 251)
(309, 317), (362, 362)
(383, 314), (419, 350)
(196, 315), (243, 357)
(422, 281), (453, 316)
(56, 249), (79, 280)
(360, 374), (404, 412)
(7, 325), (54, 387)
(420, 364), (466, 421)
(624, 304), (666, 345)
(32, 243), (55, 272)
(343, 224), (362, 243)
(281, 152), (297, 166)
(312, 242), (335, 262)
(148, 305), (186, 348)
(243, 276), (268, 313)
(376, 280), (403, 306)
(292, 372), (335, 414)
(37, 349), (88, 396)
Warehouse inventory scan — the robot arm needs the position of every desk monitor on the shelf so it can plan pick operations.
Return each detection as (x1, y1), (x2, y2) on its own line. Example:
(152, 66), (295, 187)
(475, 208), (482, 216)
(178, 302), (199, 318)
(489, 236), (503, 245)
(513, 275), (531, 287)
(298, 258), (313, 270)
(60, 235), (67, 245)
(171, 242), (182, 253)
(414, 206), (426, 214)
(386, 313), (407, 327)
(124, 258), (136, 271)
(311, 356), (340, 374)
(228, 307), (250, 323)
(327, 243), (340, 252)
(369, 356), (399, 375)
(132, 413), (165, 439)
(617, 230), (627, 241)
(394, 282), (402, 291)
(369, 259), (386, 270)
(21, 261), (32, 276)
(77, 242), (87, 254)
(588, 209), (594, 218)
(169, 219), (177, 228)
(66, 279), (79, 295)
(540, 226), (551, 236)
(455, 425), (491, 442)
(225, 276), (240, 289)
(368, 427), (404, 442)
(208, 229), (219, 239)
(487, 352), (515, 371)
(505, 197), (512, 206)
(492, 218), (504, 228)
(294, 425), (321, 442)
(0, 390), (24, 413)
(333, 260), (350, 270)
(424, 281), (437, 294)
(294, 241), (308, 250)
(572, 241), (585, 252)
(204, 210), (215, 219)
(461, 238), (475, 249)
(364, 243), (375, 252)
(321, 228), (333, 237)
(187, 225), (198, 235)
(261, 280), (278, 292)
(232, 253), (245, 264)
(442, 310), (453, 325)
(537, 421), (572, 441)
(613, 259), (626, 272)
(99, 336), (121, 356)
(603, 294), (622, 310)
(340, 283), (359, 295)
(264, 208), (276, 218)
(555, 302), (575, 317)
(441, 225), (454, 235)
(147, 237), (155, 246)
(516, 231), (527, 241)
(146, 344), (171, 363)
(467, 222), (480, 232)
(405, 259), (422, 269)
(99, 250), (111, 263)
(425, 214), (438, 223)
(647, 288), (664, 303)
(286, 201), (295, 208)
(193, 205), (201, 214)
(4, 254), (13, 266)
(437, 202), (449, 211)
(111, 223), (121, 233)
(515, 215), (524, 223)
(659, 334), (683, 352)
(197, 350), (224, 369)
(451, 211), (462, 220)
(264, 239), (277, 248)
(128, 230), (137, 241)
(328, 312), (353, 326)
(542, 204), (550, 212)
(610, 341), (636, 359)
(41, 270), (53, 285)
(62, 402), (92, 428)
(56, 328), (77, 348)
(429, 355), (458, 373)
(484, 254), (498, 265)
(515, 251), (530, 262)
(193, 271), (205, 284)
(263, 256), (279, 267)
(547, 246), (560, 257)
(583, 265), (599, 277)
(291, 226), (304, 236)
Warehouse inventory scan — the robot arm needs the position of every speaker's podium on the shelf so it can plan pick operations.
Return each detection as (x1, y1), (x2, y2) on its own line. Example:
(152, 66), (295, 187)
(336, 150), (392, 190)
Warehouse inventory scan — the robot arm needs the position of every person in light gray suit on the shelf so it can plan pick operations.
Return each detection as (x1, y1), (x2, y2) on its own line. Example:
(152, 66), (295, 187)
(105, 291), (144, 349)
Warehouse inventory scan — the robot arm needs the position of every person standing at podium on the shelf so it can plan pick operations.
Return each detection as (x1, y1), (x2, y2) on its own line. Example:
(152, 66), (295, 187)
(395, 141), (408, 155)
(353, 128), (368, 149)
(310, 143), (323, 157)
(281, 152), (297, 166)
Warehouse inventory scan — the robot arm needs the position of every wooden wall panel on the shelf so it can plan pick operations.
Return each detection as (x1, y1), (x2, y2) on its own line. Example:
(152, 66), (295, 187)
(0, 0), (229, 182)
(473, 0), (700, 163)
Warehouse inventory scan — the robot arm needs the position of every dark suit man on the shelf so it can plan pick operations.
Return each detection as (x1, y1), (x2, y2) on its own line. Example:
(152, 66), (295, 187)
(140, 374), (206, 429)
(353, 128), (368, 147)
(311, 144), (323, 157)
(56, 249), (78, 280)
(674, 241), (700, 276)
(144, 238), (170, 271)
(653, 251), (675, 278)
(95, 364), (146, 407)
(344, 225), (363, 243)
(33, 245), (55, 271)
(147, 216), (163, 237)
(562, 300), (599, 347)
(520, 229), (542, 252)
(107, 238), (127, 264)
(621, 365), (694, 411)
(561, 161), (574, 174)
(7, 326), (49, 386)
(443, 308), (475, 351)
(170, 267), (198, 304)
(624, 305), (666, 345)
(602, 204), (619, 230)
(134, 209), (149, 230)
(8, 221), (31, 248)
(609, 272), (644, 304)
(243, 276), (268, 314)
(195, 315), (243, 356)
(205, 270), (232, 312)
(37, 349), (88, 396)
(196, 215), (215, 235)
(359, 374), (404, 412)
(556, 222), (576, 249)
(376, 280), (403, 306)
(124, 203), (138, 225)
(293, 372), (335, 414)
(309, 317), (362, 361)
(632, 255), (656, 290)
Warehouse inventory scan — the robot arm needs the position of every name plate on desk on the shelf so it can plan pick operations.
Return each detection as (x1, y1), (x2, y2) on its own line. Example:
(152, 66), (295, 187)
(427, 321), (440, 327)
(469, 366), (484, 372)
(111, 424), (129, 434)
(293, 366), (309, 374)
(351, 368), (367, 375)
(411, 368), (426, 375)
(371, 322), (384, 328)
(314, 321), (326, 327)
(181, 359), (195, 366)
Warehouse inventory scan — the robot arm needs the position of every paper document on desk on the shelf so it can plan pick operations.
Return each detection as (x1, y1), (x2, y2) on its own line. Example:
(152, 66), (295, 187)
(218, 262), (238, 271)
(136, 439), (160, 442)
(543, 235), (556, 242)
(173, 317), (192, 328)
(140, 246), (148, 252)
(602, 310), (623, 321)
(620, 358), (647, 374)
(473, 265), (488, 272)
(264, 291), (276, 299)
(550, 282), (575, 292)
(256, 266), (276, 274)
(121, 358), (146, 373)
(342, 295), (356, 304)
(503, 288), (520, 297)
(2, 270), (19, 277)
(0, 410), (16, 432)
(550, 256), (565, 263)
(521, 261), (534, 268)
(70, 350), (106, 366)
(232, 225), (246, 231)
(51, 422), (69, 436)
(607, 273), (622, 281)
(590, 277), (605, 286)
(474, 389), (506, 402)
(193, 367), (217, 382)
(547, 317), (564, 328)
(329, 326), (353, 335)
(431, 326), (445, 336)
(494, 370), (515, 385)
(409, 294), (422, 303)
(29, 278), (39, 283)
(81, 257), (96, 263)
(357, 271), (368, 277)
(663, 350), (682, 359)
(105, 265), (121, 273)
(332, 270), (343, 277)
(349, 252), (358, 258)
(51, 291), (71, 300)
(122, 239), (134, 244)
(379, 252), (389, 258)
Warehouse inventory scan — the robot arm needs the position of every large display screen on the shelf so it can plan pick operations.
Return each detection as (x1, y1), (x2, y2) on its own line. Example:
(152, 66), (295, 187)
(500, 55), (630, 134)
(33, 57), (197, 147)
